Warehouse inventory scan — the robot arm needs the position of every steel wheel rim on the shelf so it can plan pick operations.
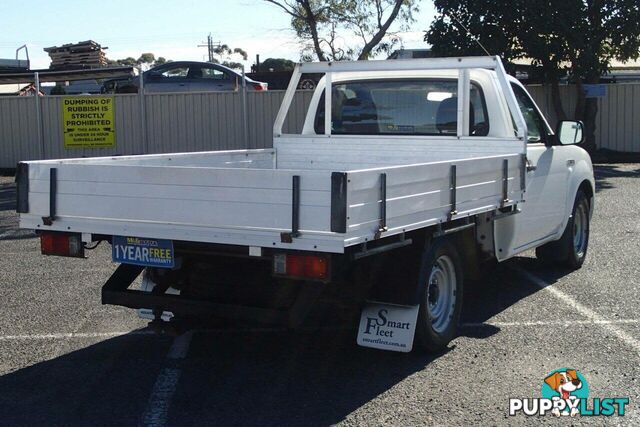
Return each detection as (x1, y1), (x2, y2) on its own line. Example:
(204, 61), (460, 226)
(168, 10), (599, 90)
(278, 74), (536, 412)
(573, 202), (588, 258)
(426, 255), (457, 334)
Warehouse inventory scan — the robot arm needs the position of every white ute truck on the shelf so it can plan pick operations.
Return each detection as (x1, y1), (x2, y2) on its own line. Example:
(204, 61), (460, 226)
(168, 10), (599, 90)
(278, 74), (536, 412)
(16, 57), (594, 352)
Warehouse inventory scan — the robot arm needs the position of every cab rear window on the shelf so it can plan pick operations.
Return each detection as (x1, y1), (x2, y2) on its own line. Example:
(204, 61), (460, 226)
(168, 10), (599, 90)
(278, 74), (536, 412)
(314, 79), (489, 136)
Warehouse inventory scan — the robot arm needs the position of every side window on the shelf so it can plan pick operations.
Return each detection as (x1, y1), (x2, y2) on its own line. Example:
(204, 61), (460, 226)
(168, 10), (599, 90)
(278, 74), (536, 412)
(510, 84), (547, 143)
(314, 79), (490, 136)
(470, 86), (489, 136)
(160, 66), (189, 78)
(200, 67), (231, 80)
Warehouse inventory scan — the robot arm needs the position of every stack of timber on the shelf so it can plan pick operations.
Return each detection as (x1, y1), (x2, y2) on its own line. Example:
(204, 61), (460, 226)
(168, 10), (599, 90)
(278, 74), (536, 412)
(44, 40), (108, 70)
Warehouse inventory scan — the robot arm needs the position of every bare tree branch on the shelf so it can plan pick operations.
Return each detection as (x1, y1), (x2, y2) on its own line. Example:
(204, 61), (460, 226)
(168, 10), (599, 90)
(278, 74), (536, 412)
(358, 0), (405, 59)
(376, 0), (383, 28)
(265, 0), (414, 61)
(264, 0), (327, 61)
(263, 0), (301, 18)
(299, 0), (327, 61)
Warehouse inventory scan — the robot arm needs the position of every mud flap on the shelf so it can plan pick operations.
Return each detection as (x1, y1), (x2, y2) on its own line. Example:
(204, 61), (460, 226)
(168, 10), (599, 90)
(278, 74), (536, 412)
(356, 302), (420, 353)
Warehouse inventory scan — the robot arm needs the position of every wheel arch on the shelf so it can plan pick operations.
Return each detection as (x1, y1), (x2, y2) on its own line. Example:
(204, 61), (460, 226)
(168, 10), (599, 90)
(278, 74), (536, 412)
(359, 224), (475, 306)
(577, 179), (595, 219)
(451, 227), (482, 280)
(564, 155), (595, 224)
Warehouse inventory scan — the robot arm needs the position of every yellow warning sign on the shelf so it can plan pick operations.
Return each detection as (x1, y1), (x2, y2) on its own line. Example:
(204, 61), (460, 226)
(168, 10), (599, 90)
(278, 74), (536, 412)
(62, 97), (115, 148)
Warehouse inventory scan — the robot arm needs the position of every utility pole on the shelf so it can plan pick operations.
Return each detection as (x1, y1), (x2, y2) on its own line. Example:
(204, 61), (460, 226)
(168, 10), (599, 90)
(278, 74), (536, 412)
(197, 33), (221, 63)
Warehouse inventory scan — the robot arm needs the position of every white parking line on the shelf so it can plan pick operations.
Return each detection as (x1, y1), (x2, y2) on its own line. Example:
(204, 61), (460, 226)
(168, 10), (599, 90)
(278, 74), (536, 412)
(140, 330), (194, 427)
(166, 330), (194, 359)
(0, 331), (154, 341)
(463, 319), (639, 328)
(510, 265), (640, 355)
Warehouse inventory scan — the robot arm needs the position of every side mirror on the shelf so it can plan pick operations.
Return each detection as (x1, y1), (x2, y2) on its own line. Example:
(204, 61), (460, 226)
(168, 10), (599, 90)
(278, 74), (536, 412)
(556, 120), (584, 145)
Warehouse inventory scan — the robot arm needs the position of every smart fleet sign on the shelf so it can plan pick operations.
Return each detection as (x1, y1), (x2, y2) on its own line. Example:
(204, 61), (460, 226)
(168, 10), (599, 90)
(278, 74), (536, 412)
(357, 303), (419, 352)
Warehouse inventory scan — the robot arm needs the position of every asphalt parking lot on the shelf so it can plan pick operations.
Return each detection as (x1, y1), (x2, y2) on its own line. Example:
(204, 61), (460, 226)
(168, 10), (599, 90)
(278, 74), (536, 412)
(0, 164), (639, 426)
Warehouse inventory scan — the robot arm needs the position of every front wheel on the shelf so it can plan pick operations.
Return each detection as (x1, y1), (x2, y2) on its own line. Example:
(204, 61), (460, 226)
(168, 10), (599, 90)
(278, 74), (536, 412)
(414, 238), (464, 353)
(536, 190), (590, 269)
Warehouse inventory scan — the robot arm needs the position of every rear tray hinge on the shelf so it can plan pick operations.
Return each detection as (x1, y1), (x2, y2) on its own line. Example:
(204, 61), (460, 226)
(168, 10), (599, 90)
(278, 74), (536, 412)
(374, 173), (388, 239)
(500, 158), (511, 208)
(448, 165), (457, 220)
(281, 175), (301, 243)
(42, 168), (57, 225)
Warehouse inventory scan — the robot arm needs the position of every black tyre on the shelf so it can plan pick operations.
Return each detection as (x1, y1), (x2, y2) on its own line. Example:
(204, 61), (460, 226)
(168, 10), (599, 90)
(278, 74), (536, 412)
(414, 238), (464, 352)
(535, 190), (590, 269)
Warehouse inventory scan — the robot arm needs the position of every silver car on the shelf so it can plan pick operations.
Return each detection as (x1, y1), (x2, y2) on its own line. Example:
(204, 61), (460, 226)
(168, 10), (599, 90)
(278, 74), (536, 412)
(102, 61), (268, 93)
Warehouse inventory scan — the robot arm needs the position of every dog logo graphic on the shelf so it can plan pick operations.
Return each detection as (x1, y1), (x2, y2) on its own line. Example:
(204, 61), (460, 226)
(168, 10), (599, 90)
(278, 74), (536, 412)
(510, 368), (629, 417)
(543, 369), (586, 417)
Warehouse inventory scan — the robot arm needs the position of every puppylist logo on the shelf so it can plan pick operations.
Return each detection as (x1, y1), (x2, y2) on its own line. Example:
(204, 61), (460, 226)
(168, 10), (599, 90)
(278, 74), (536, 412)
(509, 368), (629, 417)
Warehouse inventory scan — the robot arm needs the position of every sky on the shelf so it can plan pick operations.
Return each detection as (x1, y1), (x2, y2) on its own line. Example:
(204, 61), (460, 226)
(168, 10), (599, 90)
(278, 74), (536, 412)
(0, 0), (436, 70)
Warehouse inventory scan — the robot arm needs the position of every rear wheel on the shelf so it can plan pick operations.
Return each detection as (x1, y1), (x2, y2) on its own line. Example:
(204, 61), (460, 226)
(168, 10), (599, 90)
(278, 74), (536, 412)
(536, 190), (590, 269)
(415, 238), (463, 352)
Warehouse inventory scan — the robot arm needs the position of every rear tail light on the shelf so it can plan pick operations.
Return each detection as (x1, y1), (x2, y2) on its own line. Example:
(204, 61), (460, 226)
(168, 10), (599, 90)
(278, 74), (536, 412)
(40, 232), (85, 258)
(252, 83), (268, 91)
(273, 253), (329, 281)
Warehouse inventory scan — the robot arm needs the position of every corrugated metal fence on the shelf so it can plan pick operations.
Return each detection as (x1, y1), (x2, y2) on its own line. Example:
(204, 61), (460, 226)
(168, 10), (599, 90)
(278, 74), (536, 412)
(0, 91), (314, 168)
(527, 84), (640, 153)
(1, 84), (638, 168)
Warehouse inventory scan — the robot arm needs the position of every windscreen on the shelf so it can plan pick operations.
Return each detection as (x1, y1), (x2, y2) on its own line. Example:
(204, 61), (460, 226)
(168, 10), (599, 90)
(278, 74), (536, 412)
(314, 79), (489, 136)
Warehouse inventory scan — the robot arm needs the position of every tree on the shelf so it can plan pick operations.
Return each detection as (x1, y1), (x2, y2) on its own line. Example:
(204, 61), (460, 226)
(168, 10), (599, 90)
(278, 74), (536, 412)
(255, 57), (296, 72)
(137, 53), (156, 66)
(425, 0), (640, 152)
(568, 0), (640, 152)
(106, 54), (171, 69)
(426, 0), (573, 122)
(212, 44), (248, 70)
(264, 0), (419, 61)
(106, 56), (137, 67)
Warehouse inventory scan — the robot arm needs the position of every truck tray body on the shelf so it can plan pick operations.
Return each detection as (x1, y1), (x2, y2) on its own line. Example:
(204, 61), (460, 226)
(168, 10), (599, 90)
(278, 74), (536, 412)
(18, 142), (524, 253)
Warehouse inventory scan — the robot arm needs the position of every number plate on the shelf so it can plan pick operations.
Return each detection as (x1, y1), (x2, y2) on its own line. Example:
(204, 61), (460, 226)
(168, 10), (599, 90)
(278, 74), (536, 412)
(112, 236), (174, 268)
